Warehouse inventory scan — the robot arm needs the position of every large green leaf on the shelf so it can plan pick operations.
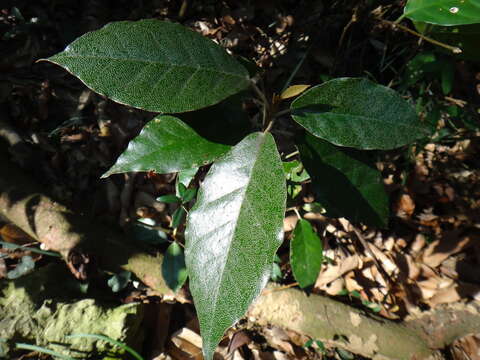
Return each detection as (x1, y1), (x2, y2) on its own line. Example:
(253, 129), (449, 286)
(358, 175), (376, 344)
(291, 78), (431, 150)
(297, 134), (389, 227)
(185, 132), (286, 360)
(290, 219), (323, 289)
(102, 115), (230, 177)
(404, 0), (480, 26)
(44, 19), (250, 113)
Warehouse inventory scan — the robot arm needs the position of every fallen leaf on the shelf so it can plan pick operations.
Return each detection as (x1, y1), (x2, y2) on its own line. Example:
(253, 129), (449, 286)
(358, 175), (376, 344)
(423, 232), (475, 268)
(394, 193), (415, 219)
(315, 255), (359, 288)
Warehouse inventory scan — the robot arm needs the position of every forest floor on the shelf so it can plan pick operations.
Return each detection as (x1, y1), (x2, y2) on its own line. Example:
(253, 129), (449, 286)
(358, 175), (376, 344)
(1, 1), (480, 359)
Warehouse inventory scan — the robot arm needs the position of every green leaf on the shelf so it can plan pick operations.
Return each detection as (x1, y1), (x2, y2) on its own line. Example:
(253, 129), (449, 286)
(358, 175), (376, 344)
(290, 219), (323, 289)
(107, 270), (132, 292)
(171, 207), (186, 229)
(130, 222), (168, 245)
(177, 182), (188, 198)
(156, 194), (181, 203)
(291, 78), (431, 150)
(283, 160), (310, 182)
(182, 188), (197, 203)
(44, 19), (250, 113)
(185, 132), (286, 360)
(102, 115), (231, 177)
(162, 242), (188, 292)
(178, 167), (199, 189)
(297, 134), (389, 227)
(404, 0), (480, 26)
(179, 93), (252, 146)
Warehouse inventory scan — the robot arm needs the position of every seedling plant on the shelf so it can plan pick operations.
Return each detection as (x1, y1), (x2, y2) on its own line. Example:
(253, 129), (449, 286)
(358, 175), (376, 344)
(42, 1), (480, 358)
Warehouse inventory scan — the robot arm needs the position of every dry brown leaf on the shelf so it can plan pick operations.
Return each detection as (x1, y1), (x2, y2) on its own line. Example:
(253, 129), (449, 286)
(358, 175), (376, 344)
(394, 193), (415, 219)
(283, 215), (298, 232)
(345, 271), (363, 292)
(410, 234), (426, 255)
(228, 330), (251, 356)
(263, 327), (295, 356)
(315, 254), (359, 288)
(451, 334), (480, 360)
(169, 328), (203, 360)
(423, 233), (475, 268)
(0, 224), (34, 245)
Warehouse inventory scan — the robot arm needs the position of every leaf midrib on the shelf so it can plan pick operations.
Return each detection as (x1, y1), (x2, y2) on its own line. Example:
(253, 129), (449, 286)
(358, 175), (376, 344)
(51, 54), (249, 80)
(204, 134), (266, 344)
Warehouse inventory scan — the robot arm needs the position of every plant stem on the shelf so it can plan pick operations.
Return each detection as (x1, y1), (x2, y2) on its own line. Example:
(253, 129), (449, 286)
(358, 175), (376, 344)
(284, 150), (299, 159)
(383, 20), (462, 54)
(263, 119), (275, 133)
(273, 108), (292, 119)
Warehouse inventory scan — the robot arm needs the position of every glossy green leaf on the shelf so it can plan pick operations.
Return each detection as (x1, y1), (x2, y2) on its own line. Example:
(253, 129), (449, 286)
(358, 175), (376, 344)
(297, 134), (389, 227)
(185, 132), (286, 360)
(291, 78), (431, 150)
(45, 19), (250, 113)
(177, 167), (199, 194)
(290, 219), (323, 288)
(102, 115), (230, 177)
(404, 0), (480, 26)
(182, 188), (197, 203)
(171, 207), (186, 229)
(162, 242), (188, 292)
(283, 160), (310, 182)
(156, 194), (181, 203)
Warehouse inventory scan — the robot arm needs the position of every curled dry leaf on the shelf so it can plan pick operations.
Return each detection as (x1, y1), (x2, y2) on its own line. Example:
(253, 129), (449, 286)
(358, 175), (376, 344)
(315, 254), (359, 288)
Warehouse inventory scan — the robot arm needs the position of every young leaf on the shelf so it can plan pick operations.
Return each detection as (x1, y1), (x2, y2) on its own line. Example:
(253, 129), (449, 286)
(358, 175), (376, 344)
(291, 78), (431, 150)
(102, 115), (230, 177)
(162, 242), (188, 292)
(280, 84), (310, 100)
(404, 0), (480, 26)
(297, 134), (389, 227)
(44, 19), (250, 113)
(156, 194), (181, 203)
(185, 132), (286, 360)
(290, 219), (323, 288)
(177, 167), (199, 190)
(182, 188), (197, 203)
(171, 207), (186, 229)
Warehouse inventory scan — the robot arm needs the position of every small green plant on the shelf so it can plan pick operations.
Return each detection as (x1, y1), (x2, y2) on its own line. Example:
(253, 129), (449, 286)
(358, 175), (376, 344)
(41, 2), (479, 358)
